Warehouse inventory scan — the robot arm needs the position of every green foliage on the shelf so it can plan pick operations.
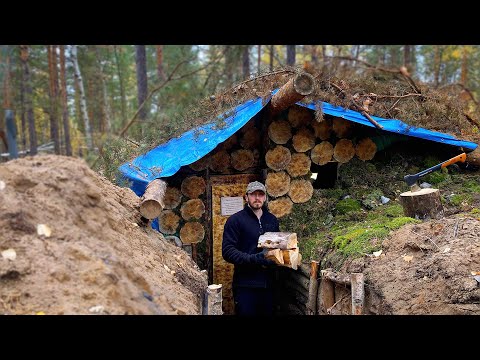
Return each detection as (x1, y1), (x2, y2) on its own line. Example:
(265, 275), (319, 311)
(425, 171), (450, 185)
(335, 198), (361, 214)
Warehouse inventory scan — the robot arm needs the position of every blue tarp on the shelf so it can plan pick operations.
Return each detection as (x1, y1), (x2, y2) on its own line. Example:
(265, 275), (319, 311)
(119, 94), (478, 196)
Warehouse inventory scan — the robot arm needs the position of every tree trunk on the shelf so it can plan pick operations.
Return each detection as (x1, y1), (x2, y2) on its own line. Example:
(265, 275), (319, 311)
(257, 45), (261, 74)
(461, 46), (469, 86)
(135, 45), (148, 125)
(19, 45), (37, 156)
(242, 45), (250, 79)
(156, 45), (165, 82)
(113, 45), (127, 127)
(270, 72), (315, 114)
(59, 46), (72, 156)
(286, 45), (296, 66)
(403, 45), (411, 72)
(140, 179), (167, 219)
(19, 65), (26, 151)
(400, 188), (444, 220)
(433, 45), (442, 88)
(71, 45), (93, 150)
(5, 110), (18, 159)
(48, 45), (60, 154)
(269, 45), (274, 71)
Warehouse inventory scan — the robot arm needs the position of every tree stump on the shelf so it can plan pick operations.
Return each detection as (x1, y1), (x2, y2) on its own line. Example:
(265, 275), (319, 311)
(400, 188), (444, 220)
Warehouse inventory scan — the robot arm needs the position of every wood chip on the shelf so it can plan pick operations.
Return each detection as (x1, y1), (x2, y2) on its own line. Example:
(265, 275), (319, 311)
(37, 224), (52, 237)
(1, 248), (16, 261)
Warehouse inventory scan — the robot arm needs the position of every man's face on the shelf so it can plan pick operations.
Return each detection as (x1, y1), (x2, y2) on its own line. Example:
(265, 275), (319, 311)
(245, 190), (266, 210)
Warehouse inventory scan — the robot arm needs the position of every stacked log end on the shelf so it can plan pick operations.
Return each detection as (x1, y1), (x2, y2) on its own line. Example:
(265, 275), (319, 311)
(355, 137), (377, 161)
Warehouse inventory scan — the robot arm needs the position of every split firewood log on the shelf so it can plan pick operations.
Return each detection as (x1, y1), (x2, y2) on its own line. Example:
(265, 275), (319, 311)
(311, 118), (332, 140)
(218, 133), (237, 151)
(265, 249), (284, 265)
(266, 171), (291, 197)
(181, 176), (206, 198)
(288, 105), (313, 128)
(292, 127), (316, 152)
(209, 150), (231, 173)
(158, 210), (180, 235)
(189, 155), (210, 172)
(311, 141), (334, 165)
(268, 196), (293, 218)
(286, 152), (311, 178)
(180, 199), (206, 220)
(355, 137), (377, 161)
(332, 117), (353, 138)
(268, 120), (292, 145)
(231, 149), (254, 171)
(333, 139), (355, 163)
(288, 179), (314, 203)
(258, 232), (297, 249)
(164, 186), (182, 209)
(240, 128), (261, 149)
(139, 179), (167, 219)
(265, 145), (291, 171)
(282, 247), (300, 270)
(179, 221), (205, 244)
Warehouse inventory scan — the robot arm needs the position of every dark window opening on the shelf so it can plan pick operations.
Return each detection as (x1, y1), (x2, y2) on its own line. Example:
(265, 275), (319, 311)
(311, 161), (338, 189)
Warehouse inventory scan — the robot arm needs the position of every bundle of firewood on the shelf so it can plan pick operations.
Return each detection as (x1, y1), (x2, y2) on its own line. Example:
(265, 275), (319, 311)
(257, 232), (301, 270)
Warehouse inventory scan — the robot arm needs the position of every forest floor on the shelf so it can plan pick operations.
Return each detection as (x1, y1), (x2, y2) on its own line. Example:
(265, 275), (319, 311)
(0, 155), (207, 315)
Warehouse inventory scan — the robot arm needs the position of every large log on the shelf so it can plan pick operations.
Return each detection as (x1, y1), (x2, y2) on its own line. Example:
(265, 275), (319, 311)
(164, 186), (182, 209)
(158, 210), (180, 234)
(179, 221), (205, 244)
(268, 196), (293, 218)
(333, 139), (355, 163)
(288, 105), (313, 128)
(265, 171), (291, 197)
(311, 119), (332, 140)
(265, 145), (291, 171)
(306, 261), (319, 315)
(319, 278), (335, 314)
(466, 148), (480, 167)
(292, 127), (315, 153)
(209, 150), (231, 173)
(351, 273), (364, 315)
(400, 188), (444, 220)
(270, 72), (315, 114)
(268, 120), (292, 145)
(320, 269), (351, 286)
(286, 152), (311, 178)
(288, 179), (313, 203)
(180, 199), (205, 220)
(140, 179), (167, 219)
(311, 141), (334, 165)
(332, 117), (353, 138)
(355, 137), (377, 161)
(181, 176), (206, 199)
(231, 149), (254, 171)
(240, 128), (261, 149)
(258, 232), (297, 249)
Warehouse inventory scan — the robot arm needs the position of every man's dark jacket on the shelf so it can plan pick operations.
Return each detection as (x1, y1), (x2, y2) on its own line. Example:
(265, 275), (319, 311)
(222, 204), (279, 288)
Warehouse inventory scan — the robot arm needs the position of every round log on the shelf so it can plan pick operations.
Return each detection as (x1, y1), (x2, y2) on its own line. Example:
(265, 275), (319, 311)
(209, 150), (231, 173)
(466, 148), (480, 167)
(292, 127), (316, 153)
(311, 119), (332, 140)
(333, 139), (355, 163)
(164, 235), (183, 247)
(268, 120), (292, 145)
(270, 72), (315, 113)
(268, 196), (293, 218)
(288, 105), (313, 128)
(240, 128), (261, 149)
(311, 141), (334, 165)
(180, 199), (206, 220)
(231, 149), (254, 171)
(164, 186), (182, 209)
(218, 134), (237, 151)
(240, 119), (255, 134)
(400, 188), (444, 220)
(355, 137), (377, 161)
(139, 179), (167, 219)
(265, 171), (291, 197)
(180, 222), (205, 244)
(189, 156), (210, 171)
(332, 117), (353, 138)
(288, 179), (314, 203)
(286, 152), (311, 178)
(181, 176), (206, 198)
(158, 210), (180, 234)
(265, 145), (291, 171)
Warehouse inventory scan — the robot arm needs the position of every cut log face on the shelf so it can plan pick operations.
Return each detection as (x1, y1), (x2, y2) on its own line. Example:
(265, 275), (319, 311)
(210, 150), (231, 173)
(258, 232), (297, 249)
(292, 127), (316, 152)
(268, 120), (292, 145)
(164, 186), (182, 209)
(189, 156), (210, 172)
(400, 188), (444, 220)
(311, 141), (333, 165)
(265, 145), (292, 171)
(288, 179), (314, 203)
(266, 171), (291, 197)
(266, 249), (284, 265)
(158, 210), (180, 234)
(311, 119), (332, 141)
(180, 199), (206, 220)
(355, 138), (377, 161)
(268, 196), (293, 218)
(270, 72), (315, 113)
(333, 139), (355, 163)
(240, 128), (261, 149)
(282, 248), (300, 270)
(140, 179), (167, 219)
(332, 117), (353, 138)
(181, 176), (206, 198)
(180, 221), (205, 244)
(288, 106), (313, 128)
(286, 152), (311, 178)
(231, 149), (254, 171)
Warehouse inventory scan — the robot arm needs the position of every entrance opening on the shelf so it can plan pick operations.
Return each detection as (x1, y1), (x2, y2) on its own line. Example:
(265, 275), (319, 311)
(311, 161), (338, 189)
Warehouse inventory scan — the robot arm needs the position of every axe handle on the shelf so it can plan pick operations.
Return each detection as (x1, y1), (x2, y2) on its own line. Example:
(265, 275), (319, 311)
(416, 153), (467, 178)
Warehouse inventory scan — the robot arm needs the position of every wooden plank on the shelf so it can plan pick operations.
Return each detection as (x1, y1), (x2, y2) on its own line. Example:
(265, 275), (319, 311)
(351, 273), (364, 315)
(306, 261), (319, 315)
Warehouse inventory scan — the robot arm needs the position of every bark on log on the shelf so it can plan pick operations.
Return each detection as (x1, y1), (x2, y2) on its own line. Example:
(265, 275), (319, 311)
(288, 179), (313, 203)
(288, 105), (313, 128)
(179, 221), (205, 244)
(355, 137), (377, 161)
(268, 196), (293, 218)
(400, 188), (444, 220)
(286, 152), (311, 178)
(204, 284), (223, 315)
(311, 141), (334, 165)
(351, 273), (364, 315)
(321, 269), (351, 286)
(319, 278), (335, 314)
(266, 248), (284, 265)
(180, 199), (206, 220)
(181, 176), (206, 198)
(270, 72), (315, 114)
(266, 171), (291, 197)
(292, 127), (315, 152)
(306, 261), (319, 315)
(140, 179), (167, 219)
(333, 138), (355, 163)
(231, 149), (254, 171)
(258, 232), (297, 249)
(164, 186), (182, 209)
(265, 145), (291, 171)
(268, 120), (292, 145)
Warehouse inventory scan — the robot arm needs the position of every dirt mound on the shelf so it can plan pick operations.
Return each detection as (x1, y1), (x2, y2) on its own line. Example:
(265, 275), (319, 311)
(0, 155), (207, 315)
(345, 215), (480, 314)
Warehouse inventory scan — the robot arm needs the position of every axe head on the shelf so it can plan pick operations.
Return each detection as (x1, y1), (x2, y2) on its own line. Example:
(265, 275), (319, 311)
(404, 174), (421, 192)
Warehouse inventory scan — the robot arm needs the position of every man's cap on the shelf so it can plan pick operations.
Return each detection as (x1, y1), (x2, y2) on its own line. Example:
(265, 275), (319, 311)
(246, 181), (266, 194)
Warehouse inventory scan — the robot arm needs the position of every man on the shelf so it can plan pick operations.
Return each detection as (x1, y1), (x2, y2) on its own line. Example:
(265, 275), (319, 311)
(222, 181), (280, 315)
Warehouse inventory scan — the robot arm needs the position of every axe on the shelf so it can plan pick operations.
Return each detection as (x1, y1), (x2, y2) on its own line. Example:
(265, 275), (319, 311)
(404, 153), (467, 192)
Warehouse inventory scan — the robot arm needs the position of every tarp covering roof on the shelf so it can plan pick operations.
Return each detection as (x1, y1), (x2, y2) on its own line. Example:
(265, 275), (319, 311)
(119, 93), (478, 196)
